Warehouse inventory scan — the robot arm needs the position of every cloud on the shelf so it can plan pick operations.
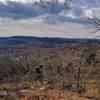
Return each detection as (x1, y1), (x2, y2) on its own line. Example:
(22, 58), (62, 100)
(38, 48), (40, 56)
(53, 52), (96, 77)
(0, 1), (39, 19)
(0, 18), (92, 38)
(0, 1), (66, 19)
(0, 0), (99, 24)
(0, 0), (99, 38)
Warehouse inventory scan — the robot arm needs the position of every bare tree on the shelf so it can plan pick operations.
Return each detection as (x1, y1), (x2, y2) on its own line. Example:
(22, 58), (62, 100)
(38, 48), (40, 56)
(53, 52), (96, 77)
(65, 46), (98, 94)
(64, 0), (72, 9)
(90, 18), (100, 33)
(51, 0), (72, 13)
(32, 0), (72, 14)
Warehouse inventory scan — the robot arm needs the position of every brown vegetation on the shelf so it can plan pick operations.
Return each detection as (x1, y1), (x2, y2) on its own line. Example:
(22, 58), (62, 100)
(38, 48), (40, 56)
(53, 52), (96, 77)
(0, 44), (99, 99)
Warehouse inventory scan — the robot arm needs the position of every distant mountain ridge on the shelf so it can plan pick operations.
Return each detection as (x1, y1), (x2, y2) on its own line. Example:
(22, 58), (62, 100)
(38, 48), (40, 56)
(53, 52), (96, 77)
(0, 36), (100, 47)
(0, 36), (100, 54)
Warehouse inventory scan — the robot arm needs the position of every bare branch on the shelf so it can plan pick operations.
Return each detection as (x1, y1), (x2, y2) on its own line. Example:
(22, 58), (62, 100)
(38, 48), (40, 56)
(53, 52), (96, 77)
(89, 17), (100, 32)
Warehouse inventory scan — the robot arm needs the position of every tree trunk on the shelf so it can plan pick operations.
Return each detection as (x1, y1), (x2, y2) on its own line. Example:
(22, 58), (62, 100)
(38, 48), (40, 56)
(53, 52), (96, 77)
(77, 67), (80, 93)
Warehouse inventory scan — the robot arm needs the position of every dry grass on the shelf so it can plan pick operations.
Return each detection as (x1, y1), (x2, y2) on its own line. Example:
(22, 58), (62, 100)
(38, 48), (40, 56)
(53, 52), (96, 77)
(0, 82), (99, 100)
(16, 89), (98, 100)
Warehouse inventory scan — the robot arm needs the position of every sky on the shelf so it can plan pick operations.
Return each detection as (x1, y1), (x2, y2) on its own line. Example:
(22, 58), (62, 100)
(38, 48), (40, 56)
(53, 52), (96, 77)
(0, 0), (100, 38)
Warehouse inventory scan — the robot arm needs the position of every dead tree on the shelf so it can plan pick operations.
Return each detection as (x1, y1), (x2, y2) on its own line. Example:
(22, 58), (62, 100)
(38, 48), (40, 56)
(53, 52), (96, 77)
(91, 18), (100, 33)
(51, 0), (71, 13)
(32, 0), (72, 14)
(3, 53), (31, 82)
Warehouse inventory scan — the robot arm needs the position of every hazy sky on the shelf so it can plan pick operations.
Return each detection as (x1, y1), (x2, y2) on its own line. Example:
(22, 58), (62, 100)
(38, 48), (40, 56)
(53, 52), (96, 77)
(0, 0), (100, 38)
